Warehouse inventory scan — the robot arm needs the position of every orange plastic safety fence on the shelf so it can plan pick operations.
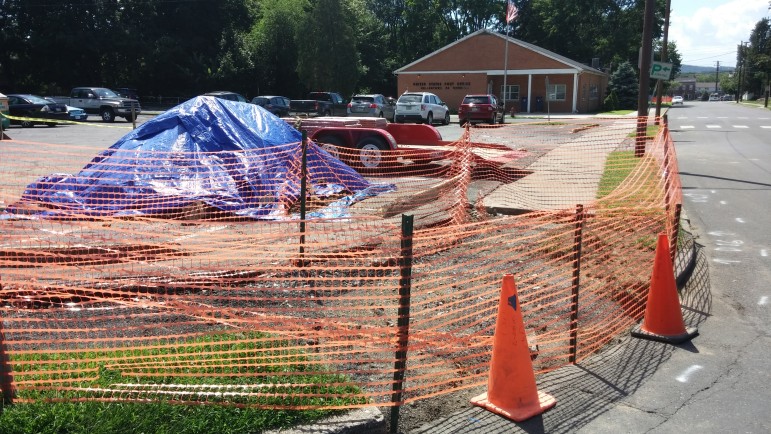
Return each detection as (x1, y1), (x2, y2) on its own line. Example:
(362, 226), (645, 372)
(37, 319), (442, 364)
(0, 116), (683, 409)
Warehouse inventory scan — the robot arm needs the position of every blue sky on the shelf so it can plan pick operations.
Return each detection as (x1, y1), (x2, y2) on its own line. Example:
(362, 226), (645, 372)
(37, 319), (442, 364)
(669, 0), (769, 68)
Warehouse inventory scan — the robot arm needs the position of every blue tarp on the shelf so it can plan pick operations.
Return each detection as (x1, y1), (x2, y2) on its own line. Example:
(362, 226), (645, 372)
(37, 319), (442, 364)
(5, 96), (393, 220)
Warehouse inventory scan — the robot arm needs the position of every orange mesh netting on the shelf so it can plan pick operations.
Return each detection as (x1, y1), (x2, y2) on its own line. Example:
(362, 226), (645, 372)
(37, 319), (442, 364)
(0, 116), (685, 409)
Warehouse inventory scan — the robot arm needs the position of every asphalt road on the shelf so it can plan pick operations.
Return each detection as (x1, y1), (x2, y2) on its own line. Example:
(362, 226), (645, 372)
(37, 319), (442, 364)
(2, 112), (469, 146)
(576, 100), (771, 433)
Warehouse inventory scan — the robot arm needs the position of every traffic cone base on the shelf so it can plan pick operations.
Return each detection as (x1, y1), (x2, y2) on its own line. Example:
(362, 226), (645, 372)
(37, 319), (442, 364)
(632, 233), (697, 344)
(631, 323), (698, 344)
(471, 390), (556, 422)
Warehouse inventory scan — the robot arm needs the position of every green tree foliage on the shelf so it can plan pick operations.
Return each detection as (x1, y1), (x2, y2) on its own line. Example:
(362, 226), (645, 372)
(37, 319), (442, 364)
(607, 61), (638, 109)
(603, 89), (620, 111)
(0, 0), (676, 102)
(748, 18), (771, 99)
(297, 0), (361, 96)
(248, 0), (307, 98)
(513, 0), (665, 69)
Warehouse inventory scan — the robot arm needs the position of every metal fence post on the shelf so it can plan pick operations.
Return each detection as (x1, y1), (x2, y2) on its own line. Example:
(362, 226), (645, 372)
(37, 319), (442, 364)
(569, 204), (585, 364)
(297, 131), (308, 267)
(670, 203), (682, 266)
(390, 214), (414, 434)
(0, 311), (13, 404)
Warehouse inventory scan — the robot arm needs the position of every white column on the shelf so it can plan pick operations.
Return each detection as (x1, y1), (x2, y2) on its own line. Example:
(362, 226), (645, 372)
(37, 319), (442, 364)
(572, 73), (579, 113)
(527, 74), (533, 113)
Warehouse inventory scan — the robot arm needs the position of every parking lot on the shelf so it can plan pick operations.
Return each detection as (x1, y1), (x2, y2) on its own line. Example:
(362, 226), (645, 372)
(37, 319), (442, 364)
(1, 111), (471, 147)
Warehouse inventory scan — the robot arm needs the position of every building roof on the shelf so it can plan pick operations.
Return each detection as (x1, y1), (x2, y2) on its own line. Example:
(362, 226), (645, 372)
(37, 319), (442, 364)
(394, 28), (605, 76)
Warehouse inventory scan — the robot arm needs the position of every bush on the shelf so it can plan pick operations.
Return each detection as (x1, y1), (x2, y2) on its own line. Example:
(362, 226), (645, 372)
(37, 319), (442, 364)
(603, 90), (619, 111)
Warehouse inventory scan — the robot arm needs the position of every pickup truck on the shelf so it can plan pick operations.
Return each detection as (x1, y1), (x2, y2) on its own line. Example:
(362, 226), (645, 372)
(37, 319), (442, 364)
(290, 92), (348, 117)
(50, 87), (141, 123)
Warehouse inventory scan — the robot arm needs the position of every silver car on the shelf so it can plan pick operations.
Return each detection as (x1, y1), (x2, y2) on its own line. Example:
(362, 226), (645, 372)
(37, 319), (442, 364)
(394, 91), (450, 125)
(346, 94), (395, 121)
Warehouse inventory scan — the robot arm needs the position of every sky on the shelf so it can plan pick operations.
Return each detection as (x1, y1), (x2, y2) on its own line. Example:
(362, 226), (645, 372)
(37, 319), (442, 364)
(669, 0), (770, 68)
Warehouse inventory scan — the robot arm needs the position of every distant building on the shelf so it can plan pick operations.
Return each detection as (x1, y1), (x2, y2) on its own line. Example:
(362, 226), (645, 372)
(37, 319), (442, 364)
(695, 82), (721, 96)
(394, 29), (608, 114)
(672, 78), (696, 100)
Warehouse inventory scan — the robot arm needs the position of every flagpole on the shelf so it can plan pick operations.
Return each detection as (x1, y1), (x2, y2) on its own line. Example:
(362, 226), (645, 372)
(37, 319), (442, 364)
(502, 21), (510, 123)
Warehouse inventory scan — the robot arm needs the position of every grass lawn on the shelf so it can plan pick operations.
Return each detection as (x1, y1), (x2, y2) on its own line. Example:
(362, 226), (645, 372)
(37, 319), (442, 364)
(598, 109), (635, 115)
(0, 332), (365, 434)
(597, 150), (639, 199)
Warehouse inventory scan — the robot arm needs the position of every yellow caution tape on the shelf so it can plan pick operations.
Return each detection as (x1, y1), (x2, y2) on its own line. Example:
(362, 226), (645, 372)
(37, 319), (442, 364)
(0, 112), (133, 129)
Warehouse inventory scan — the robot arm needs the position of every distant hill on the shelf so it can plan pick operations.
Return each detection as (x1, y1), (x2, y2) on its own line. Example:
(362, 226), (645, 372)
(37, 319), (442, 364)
(680, 64), (735, 74)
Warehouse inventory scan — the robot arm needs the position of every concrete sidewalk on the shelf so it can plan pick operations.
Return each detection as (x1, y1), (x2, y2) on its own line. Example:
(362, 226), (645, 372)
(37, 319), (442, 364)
(482, 118), (637, 214)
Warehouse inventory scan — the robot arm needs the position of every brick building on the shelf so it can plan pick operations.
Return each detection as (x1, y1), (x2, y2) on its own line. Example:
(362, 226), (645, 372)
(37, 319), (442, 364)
(394, 29), (608, 114)
(672, 78), (697, 100)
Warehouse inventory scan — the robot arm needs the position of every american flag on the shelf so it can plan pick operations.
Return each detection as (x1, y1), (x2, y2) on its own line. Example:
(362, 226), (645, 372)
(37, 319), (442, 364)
(506, 0), (518, 23)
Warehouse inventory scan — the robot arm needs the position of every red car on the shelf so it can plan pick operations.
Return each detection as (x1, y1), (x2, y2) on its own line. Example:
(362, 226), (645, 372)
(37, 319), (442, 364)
(458, 94), (504, 125)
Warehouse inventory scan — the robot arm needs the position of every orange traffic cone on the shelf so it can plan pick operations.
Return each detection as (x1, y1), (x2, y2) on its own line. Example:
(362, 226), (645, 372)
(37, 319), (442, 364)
(470, 274), (556, 422)
(631, 233), (698, 344)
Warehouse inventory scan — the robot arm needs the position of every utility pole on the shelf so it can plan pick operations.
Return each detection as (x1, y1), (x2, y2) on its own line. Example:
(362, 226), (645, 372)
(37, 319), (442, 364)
(654, 0), (671, 123)
(715, 61), (720, 94)
(636, 0), (655, 157)
(737, 43), (743, 102)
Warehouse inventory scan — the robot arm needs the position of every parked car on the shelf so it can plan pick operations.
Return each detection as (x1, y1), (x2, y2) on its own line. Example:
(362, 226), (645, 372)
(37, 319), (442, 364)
(671, 95), (684, 105)
(114, 87), (139, 100)
(251, 95), (291, 117)
(457, 94), (504, 125)
(721, 94), (733, 101)
(45, 98), (89, 121)
(394, 92), (450, 125)
(204, 91), (248, 103)
(708, 93), (720, 101)
(347, 94), (395, 121)
(290, 92), (348, 117)
(7, 94), (69, 127)
(48, 87), (140, 122)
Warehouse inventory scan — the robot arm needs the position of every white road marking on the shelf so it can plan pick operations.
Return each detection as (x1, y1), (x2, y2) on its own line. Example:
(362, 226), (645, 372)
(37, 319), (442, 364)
(761, 249), (768, 257)
(719, 201), (727, 205)
(733, 125), (749, 129)
(685, 193), (709, 203)
(706, 125), (721, 129)
(713, 258), (741, 264)
(759, 296), (768, 306)
(761, 126), (771, 129)
(708, 231), (736, 237)
(735, 217), (745, 223)
(676, 365), (703, 383)
(680, 125), (695, 129)
(716, 240), (744, 247)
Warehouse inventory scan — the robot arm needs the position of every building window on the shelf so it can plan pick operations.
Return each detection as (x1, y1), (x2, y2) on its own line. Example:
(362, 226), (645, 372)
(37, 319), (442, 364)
(547, 84), (566, 101)
(589, 84), (599, 100)
(501, 84), (519, 101)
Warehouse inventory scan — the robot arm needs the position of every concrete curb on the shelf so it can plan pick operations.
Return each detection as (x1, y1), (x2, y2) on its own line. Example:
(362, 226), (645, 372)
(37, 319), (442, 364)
(262, 407), (386, 434)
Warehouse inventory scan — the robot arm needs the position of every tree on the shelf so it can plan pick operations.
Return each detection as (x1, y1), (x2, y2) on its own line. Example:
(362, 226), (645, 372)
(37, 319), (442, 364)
(514, 0), (666, 69)
(748, 18), (771, 103)
(248, 0), (307, 98)
(297, 0), (361, 96)
(606, 61), (639, 109)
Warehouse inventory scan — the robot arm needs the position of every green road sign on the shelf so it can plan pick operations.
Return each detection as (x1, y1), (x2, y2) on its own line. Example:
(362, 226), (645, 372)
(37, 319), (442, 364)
(650, 61), (673, 80)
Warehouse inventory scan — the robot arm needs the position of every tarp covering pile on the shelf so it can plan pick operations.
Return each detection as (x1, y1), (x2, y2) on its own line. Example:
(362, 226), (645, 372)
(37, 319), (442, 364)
(6, 96), (392, 220)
